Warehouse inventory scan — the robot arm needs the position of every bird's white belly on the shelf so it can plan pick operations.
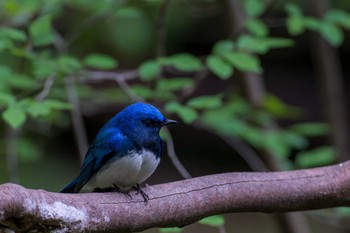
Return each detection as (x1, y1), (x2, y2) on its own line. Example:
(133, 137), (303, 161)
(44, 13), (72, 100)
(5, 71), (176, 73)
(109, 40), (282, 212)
(81, 149), (159, 192)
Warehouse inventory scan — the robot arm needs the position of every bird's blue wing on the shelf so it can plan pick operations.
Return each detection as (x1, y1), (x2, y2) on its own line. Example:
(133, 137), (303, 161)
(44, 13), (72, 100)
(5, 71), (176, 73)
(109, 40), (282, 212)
(72, 127), (130, 192)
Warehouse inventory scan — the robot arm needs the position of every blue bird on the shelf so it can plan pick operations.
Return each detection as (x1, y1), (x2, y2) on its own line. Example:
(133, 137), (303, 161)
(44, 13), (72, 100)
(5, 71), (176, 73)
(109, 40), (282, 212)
(61, 102), (177, 201)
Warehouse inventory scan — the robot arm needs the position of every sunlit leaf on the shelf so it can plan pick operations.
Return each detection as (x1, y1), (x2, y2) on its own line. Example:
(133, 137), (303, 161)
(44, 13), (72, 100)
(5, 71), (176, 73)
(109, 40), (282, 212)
(83, 53), (118, 70)
(304, 17), (321, 30)
(246, 18), (268, 37)
(29, 15), (54, 46)
(130, 85), (153, 99)
(206, 55), (233, 80)
(9, 74), (37, 90)
(2, 106), (26, 128)
(156, 78), (193, 92)
(199, 215), (225, 227)
(295, 147), (335, 168)
(289, 123), (329, 137)
(165, 102), (198, 124)
(224, 52), (262, 73)
(162, 53), (202, 72)
(159, 228), (182, 233)
(57, 55), (81, 74)
(187, 95), (222, 109)
(138, 60), (161, 81)
(212, 40), (234, 56)
(0, 93), (15, 106)
(285, 3), (302, 16)
(287, 16), (305, 35)
(244, 0), (264, 17)
(325, 9), (350, 29)
(0, 27), (27, 41)
(319, 22), (344, 46)
(237, 35), (269, 54)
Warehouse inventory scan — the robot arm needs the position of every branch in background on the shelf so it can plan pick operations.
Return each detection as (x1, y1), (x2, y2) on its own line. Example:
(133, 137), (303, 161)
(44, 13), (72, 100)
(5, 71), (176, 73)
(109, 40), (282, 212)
(156, 0), (172, 57)
(35, 75), (56, 102)
(162, 128), (192, 179)
(308, 0), (350, 162)
(227, 1), (312, 233)
(65, 76), (89, 163)
(1, 161), (349, 232)
(220, 136), (269, 172)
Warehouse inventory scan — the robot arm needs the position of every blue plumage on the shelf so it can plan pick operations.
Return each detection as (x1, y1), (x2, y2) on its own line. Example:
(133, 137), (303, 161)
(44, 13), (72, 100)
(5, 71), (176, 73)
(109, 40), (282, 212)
(61, 102), (176, 197)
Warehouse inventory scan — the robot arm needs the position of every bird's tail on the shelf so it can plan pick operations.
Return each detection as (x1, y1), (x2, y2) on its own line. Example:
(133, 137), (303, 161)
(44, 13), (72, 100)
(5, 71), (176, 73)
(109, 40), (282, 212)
(61, 179), (78, 193)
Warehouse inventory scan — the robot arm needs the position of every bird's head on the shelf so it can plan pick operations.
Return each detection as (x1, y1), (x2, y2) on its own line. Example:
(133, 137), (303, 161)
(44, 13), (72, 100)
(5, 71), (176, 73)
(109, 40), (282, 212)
(111, 102), (177, 141)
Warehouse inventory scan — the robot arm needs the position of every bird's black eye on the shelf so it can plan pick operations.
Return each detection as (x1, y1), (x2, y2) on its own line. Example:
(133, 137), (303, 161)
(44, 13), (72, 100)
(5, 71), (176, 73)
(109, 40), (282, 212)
(142, 119), (154, 126)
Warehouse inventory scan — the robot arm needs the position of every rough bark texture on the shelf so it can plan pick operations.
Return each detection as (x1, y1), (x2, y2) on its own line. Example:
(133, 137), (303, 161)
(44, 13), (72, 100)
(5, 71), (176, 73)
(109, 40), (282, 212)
(0, 162), (350, 233)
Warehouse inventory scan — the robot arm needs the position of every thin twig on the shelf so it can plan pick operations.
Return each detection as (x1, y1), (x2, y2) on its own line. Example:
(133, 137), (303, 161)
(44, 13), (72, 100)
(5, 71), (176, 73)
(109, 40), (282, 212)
(65, 76), (89, 163)
(35, 75), (56, 102)
(83, 70), (139, 83)
(162, 128), (192, 179)
(220, 136), (269, 172)
(156, 0), (172, 57)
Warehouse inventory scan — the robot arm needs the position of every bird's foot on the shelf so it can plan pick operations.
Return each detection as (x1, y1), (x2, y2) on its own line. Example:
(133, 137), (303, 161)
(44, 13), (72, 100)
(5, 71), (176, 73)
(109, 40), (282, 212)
(133, 184), (149, 204)
(113, 184), (132, 199)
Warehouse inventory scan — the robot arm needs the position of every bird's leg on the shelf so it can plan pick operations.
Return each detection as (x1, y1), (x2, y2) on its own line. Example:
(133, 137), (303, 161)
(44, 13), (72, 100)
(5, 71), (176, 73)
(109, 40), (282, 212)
(133, 183), (149, 204)
(113, 184), (132, 199)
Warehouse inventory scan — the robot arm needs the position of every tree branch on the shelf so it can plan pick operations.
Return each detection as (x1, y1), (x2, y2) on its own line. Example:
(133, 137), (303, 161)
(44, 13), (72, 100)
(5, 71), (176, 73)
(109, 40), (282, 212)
(1, 162), (350, 232)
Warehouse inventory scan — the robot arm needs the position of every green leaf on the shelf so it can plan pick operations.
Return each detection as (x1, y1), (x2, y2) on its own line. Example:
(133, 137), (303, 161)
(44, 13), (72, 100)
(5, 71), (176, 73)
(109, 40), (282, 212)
(187, 95), (222, 109)
(319, 22), (344, 46)
(263, 131), (290, 158)
(261, 37), (294, 49)
(162, 53), (202, 72)
(295, 146), (335, 168)
(206, 55), (233, 80)
(224, 52), (262, 73)
(285, 3), (302, 16)
(263, 94), (299, 117)
(2, 106), (26, 128)
(44, 100), (72, 110)
(282, 131), (308, 150)
(130, 85), (153, 99)
(289, 123), (329, 137)
(27, 101), (51, 117)
(199, 215), (225, 227)
(0, 93), (15, 106)
(165, 102), (198, 124)
(0, 28), (27, 41)
(29, 15), (55, 46)
(212, 40), (234, 56)
(287, 16), (305, 35)
(237, 35), (269, 54)
(9, 74), (37, 90)
(159, 228), (182, 233)
(246, 18), (269, 37)
(156, 78), (193, 92)
(138, 60), (161, 81)
(57, 55), (81, 74)
(325, 9), (350, 30)
(304, 17), (322, 30)
(83, 53), (118, 70)
(244, 0), (264, 17)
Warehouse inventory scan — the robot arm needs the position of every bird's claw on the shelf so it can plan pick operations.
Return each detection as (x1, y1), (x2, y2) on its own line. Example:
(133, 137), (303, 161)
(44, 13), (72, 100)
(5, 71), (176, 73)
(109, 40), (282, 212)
(133, 184), (149, 204)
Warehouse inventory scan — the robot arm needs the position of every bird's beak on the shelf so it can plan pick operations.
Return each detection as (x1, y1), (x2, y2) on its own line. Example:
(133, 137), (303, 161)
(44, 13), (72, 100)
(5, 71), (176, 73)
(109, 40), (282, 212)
(162, 119), (178, 126)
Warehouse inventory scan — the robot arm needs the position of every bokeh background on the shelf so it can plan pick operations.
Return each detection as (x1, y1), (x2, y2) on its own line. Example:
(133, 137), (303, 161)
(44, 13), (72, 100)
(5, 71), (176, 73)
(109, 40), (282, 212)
(1, 0), (350, 232)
